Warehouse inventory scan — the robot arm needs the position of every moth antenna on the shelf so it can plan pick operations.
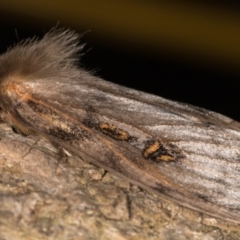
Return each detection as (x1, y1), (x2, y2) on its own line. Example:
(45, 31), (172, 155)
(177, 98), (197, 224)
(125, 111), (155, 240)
(14, 29), (19, 41)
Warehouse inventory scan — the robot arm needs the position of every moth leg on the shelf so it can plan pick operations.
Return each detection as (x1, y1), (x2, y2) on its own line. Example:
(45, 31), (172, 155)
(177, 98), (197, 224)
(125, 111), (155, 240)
(8, 112), (37, 136)
(50, 141), (69, 175)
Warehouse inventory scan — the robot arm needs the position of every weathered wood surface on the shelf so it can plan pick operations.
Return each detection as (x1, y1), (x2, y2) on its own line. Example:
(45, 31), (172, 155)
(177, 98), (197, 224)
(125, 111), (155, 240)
(0, 123), (239, 240)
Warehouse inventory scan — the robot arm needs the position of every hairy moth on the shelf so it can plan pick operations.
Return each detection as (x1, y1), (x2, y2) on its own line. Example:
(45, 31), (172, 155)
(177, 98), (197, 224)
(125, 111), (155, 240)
(1, 29), (240, 224)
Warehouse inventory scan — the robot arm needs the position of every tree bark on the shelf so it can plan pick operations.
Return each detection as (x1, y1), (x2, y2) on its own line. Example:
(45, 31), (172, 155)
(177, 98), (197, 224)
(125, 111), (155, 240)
(0, 123), (239, 240)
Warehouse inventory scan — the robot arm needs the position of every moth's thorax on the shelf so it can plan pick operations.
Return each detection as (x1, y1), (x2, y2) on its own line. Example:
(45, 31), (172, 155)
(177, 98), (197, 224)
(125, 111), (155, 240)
(1, 79), (28, 100)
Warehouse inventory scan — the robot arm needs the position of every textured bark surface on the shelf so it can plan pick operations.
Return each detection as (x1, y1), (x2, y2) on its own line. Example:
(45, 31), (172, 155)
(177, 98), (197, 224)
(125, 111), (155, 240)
(0, 123), (240, 240)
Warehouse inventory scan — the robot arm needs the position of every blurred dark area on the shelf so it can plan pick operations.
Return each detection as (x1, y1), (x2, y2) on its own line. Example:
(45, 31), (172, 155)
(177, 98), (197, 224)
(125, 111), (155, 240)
(1, 1), (240, 121)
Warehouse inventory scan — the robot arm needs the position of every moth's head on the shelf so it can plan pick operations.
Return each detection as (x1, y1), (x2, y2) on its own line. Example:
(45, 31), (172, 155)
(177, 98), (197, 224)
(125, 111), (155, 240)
(0, 28), (86, 119)
(0, 28), (85, 85)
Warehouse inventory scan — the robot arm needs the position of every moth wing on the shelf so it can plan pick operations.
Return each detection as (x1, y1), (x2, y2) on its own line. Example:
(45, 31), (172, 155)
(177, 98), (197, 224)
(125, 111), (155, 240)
(5, 76), (240, 223)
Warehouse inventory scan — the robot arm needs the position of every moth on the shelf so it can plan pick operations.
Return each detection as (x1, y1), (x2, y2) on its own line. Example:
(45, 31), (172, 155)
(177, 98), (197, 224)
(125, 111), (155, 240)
(1, 29), (240, 224)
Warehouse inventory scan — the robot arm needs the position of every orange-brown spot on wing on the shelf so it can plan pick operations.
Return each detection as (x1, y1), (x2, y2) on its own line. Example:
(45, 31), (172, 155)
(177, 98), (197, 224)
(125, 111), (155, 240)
(156, 155), (175, 162)
(143, 140), (160, 158)
(143, 140), (177, 162)
(99, 122), (131, 141)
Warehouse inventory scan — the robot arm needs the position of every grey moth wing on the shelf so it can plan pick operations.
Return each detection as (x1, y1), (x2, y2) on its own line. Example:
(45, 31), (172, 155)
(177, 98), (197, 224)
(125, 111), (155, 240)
(1, 29), (240, 224)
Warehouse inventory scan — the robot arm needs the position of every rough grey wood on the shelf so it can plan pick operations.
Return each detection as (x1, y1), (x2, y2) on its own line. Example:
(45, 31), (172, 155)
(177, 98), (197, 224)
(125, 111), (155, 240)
(0, 123), (239, 240)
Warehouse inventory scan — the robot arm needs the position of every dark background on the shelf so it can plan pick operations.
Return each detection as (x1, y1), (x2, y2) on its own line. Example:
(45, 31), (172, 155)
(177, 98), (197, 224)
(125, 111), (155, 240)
(1, 1), (240, 121)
